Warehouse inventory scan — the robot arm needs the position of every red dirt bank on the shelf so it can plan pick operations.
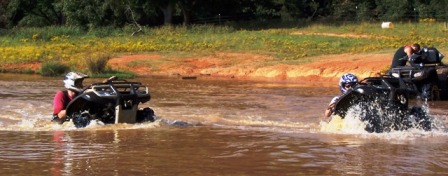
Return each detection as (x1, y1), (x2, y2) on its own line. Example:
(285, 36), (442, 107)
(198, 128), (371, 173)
(1, 52), (392, 86)
(108, 52), (391, 84)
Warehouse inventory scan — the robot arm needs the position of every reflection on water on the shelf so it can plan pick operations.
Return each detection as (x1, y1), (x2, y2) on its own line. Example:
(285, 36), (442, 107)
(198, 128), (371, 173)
(0, 73), (448, 175)
(1, 127), (448, 175)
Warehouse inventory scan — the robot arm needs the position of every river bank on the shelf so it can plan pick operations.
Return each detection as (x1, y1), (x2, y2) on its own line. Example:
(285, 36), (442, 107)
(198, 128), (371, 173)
(1, 52), (392, 86)
(107, 52), (391, 84)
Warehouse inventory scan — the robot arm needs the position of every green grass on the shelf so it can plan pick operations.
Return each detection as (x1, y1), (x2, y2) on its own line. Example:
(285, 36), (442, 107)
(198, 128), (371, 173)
(1, 22), (447, 75)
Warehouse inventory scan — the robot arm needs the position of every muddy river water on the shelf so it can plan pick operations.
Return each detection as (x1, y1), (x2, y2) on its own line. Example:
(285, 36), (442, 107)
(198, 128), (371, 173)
(0, 73), (448, 175)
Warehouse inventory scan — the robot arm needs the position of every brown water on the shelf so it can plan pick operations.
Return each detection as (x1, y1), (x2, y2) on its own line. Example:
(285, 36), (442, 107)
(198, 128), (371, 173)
(1, 73), (448, 175)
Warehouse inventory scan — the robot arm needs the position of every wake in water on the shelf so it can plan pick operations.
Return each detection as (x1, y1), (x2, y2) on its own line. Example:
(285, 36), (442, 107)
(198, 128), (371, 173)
(0, 99), (196, 131)
(320, 102), (446, 134)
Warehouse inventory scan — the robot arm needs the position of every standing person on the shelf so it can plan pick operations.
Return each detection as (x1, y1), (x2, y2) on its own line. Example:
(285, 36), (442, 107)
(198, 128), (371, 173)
(390, 43), (421, 68)
(324, 73), (358, 118)
(52, 72), (88, 124)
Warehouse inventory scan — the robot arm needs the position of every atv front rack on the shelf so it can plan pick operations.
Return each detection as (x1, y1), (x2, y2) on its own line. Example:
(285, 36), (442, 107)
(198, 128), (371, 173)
(390, 66), (431, 81)
(87, 80), (150, 102)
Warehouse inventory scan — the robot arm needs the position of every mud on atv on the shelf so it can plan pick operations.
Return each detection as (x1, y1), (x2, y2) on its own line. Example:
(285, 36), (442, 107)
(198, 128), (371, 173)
(65, 76), (156, 128)
(333, 75), (433, 133)
(389, 47), (448, 100)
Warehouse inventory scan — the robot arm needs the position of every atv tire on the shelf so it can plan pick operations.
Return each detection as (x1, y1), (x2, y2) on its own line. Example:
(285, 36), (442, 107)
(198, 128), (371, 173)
(409, 107), (432, 131)
(430, 84), (440, 101)
(72, 111), (91, 128)
(438, 72), (448, 100)
(137, 108), (156, 122)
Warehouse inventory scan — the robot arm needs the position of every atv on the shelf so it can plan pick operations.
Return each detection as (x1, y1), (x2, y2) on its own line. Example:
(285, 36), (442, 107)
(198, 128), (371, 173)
(65, 76), (156, 128)
(388, 47), (448, 100)
(333, 75), (432, 133)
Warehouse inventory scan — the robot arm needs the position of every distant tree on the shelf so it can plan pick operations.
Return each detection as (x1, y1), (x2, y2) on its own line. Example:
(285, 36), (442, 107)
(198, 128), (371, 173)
(6, 0), (64, 27)
(191, 0), (244, 23)
(160, 1), (175, 25)
(355, 1), (376, 21)
(375, 0), (415, 21)
(300, 0), (333, 20)
(63, 0), (138, 27)
(332, 0), (358, 20)
(0, 0), (8, 28)
(235, 0), (278, 20)
(415, 0), (433, 19)
(178, 0), (196, 26)
(332, 0), (376, 21)
(429, 0), (448, 21)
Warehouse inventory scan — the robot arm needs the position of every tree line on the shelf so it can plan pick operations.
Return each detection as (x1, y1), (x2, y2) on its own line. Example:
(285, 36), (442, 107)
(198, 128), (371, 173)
(0, 0), (447, 29)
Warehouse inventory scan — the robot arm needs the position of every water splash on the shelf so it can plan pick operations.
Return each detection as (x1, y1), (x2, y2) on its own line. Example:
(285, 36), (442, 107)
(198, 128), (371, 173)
(320, 101), (446, 135)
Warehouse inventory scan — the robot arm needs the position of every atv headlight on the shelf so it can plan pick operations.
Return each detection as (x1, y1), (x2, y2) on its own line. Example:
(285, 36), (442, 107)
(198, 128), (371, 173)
(355, 88), (365, 94)
(391, 73), (400, 78)
(413, 72), (423, 78)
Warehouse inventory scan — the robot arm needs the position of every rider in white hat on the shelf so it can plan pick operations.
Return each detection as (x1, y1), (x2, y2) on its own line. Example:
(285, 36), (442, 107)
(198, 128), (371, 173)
(52, 72), (88, 124)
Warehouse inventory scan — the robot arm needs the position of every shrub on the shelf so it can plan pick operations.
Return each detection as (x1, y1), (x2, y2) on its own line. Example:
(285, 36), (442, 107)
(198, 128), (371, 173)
(83, 52), (110, 74)
(41, 62), (70, 76)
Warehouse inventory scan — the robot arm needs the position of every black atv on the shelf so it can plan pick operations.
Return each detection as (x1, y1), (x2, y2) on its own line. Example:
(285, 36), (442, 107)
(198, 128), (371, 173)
(65, 76), (156, 128)
(389, 47), (448, 100)
(333, 75), (432, 133)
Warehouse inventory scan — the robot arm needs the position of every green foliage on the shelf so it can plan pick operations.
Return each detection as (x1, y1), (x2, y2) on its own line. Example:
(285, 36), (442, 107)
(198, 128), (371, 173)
(6, 0), (64, 27)
(41, 62), (70, 76)
(2, 26), (86, 41)
(83, 53), (110, 74)
(429, 0), (448, 20)
(375, 0), (414, 21)
(3, 0), (448, 29)
(1, 23), (448, 75)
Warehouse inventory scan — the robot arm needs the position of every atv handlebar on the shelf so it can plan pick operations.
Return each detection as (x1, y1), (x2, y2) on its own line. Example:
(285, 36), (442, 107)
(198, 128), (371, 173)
(102, 76), (118, 83)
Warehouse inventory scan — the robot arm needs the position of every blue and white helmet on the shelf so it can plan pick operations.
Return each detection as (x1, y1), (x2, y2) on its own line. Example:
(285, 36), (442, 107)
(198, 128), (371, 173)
(339, 73), (358, 93)
(63, 72), (88, 92)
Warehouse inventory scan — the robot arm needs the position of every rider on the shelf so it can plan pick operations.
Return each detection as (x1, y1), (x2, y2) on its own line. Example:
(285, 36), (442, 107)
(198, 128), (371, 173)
(52, 72), (88, 124)
(391, 43), (421, 68)
(324, 73), (358, 118)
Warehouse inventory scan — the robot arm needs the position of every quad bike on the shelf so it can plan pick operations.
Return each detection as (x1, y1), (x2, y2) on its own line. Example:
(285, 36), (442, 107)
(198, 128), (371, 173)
(389, 47), (448, 100)
(65, 76), (156, 128)
(333, 75), (432, 133)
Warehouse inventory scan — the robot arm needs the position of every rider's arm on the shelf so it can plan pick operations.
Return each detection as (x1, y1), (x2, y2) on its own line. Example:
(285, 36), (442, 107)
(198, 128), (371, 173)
(324, 96), (339, 118)
(324, 103), (335, 117)
(404, 46), (413, 57)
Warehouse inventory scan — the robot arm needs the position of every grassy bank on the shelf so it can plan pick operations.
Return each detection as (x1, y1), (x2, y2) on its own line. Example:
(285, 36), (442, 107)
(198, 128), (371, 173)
(1, 22), (447, 75)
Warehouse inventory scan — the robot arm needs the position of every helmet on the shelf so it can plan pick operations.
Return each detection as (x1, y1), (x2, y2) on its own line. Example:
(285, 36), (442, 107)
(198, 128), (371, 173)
(64, 72), (88, 92)
(339, 73), (358, 93)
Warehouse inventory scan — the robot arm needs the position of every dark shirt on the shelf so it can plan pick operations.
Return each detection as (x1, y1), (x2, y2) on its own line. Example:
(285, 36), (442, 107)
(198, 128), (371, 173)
(391, 46), (407, 68)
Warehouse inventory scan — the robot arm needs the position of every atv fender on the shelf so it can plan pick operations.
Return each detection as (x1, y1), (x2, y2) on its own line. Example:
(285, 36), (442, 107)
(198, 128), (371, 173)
(66, 95), (91, 117)
(333, 88), (369, 118)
